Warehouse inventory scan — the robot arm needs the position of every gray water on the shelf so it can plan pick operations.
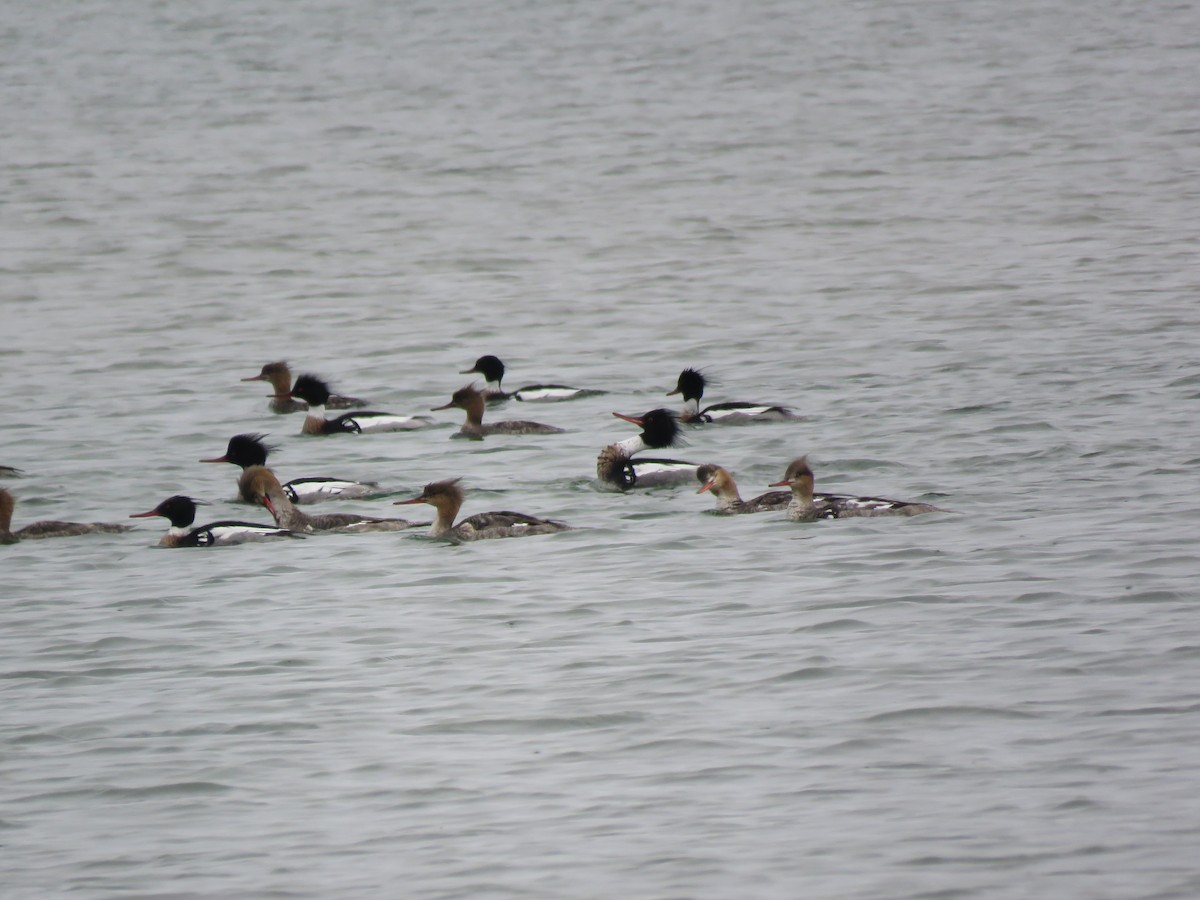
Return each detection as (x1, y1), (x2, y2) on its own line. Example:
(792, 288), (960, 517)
(3, 0), (1199, 896)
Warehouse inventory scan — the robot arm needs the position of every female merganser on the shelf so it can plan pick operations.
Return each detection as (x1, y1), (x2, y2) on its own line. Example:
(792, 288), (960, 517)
(129, 495), (299, 547)
(432, 384), (565, 439)
(286, 374), (433, 435)
(242, 361), (369, 414)
(695, 465), (791, 514)
(394, 477), (570, 541)
(769, 457), (945, 521)
(596, 408), (697, 489)
(1, 488), (133, 543)
(667, 368), (798, 424)
(239, 466), (420, 534)
(459, 355), (600, 403)
(200, 433), (382, 504)
(1, 465), (23, 478)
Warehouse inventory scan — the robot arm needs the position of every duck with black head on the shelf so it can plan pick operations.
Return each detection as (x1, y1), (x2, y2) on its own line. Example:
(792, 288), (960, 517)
(595, 408), (697, 490)
(667, 368), (798, 424)
(201, 433), (382, 504)
(129, 495), (299, 547)
(459, 355), (600, 403)
(285, 374), (433, 435)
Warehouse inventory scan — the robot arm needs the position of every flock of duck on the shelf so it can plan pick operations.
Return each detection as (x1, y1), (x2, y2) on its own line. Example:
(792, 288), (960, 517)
(0, 357), (945, 547)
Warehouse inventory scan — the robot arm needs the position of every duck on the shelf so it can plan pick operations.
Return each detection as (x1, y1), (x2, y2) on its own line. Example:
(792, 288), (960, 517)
(1, 488), (133, 543)
(695, 465), (791, 514)
(769, 456), (945, 520)
(432, 384), (565, 439)
(0, 465), (24, 478)
(129, 495), (299, 547)
(238, 466), (420, 534)
(286, 374), (433, 435)
(459, 355), (600, 403)
(241, 361), (369, 414)
(595, 408), (697, 489)
(667, 368), (798, 424)
(200, 433), (382, 504)
(394, 477), (570, 541)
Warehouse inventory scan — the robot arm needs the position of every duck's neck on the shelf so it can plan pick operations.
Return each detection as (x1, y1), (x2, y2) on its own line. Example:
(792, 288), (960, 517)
(268, 370), (293, 394)
(613, 434), (647, 456)
(462, 395), (486, 428)
(301, 406), (327, 435)
(268, 491), (309, 531)
(428, 498), (462, 537)
(787, 475), (815, 514)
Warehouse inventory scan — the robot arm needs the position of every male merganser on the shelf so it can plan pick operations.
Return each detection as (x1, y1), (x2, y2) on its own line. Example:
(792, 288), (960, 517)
(769, 457), (945, 520)
(200, 433), (382, 504)
(129, 495), (299, 547)
(286, 374), (433, 435)
(395, 477), (571, 541)
(239, 466), (420, 534)
(667, 368), (798, 424)
(695, 465), (791, 514)
(1, 488), (133, 543)
(432, 384), (565, 439)
(242, 361), (369, 414)
(459, 355), (600, 403)
(596, 409), (696, 489)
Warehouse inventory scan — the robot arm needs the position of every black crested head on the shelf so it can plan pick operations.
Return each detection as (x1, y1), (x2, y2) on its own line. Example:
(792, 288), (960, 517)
(462, 355), (505, 384)
(636, 408), (682, 449)
(291, 374), (331, 406)
(225, 433), (275, 468)
(668, 368), (706, 402)
(156, 495), (202, 528)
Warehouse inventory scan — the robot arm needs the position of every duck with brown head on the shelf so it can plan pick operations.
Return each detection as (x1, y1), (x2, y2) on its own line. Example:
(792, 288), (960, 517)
(695, 465), (791, 514)
(395, 478), (571, 541)
(241, 361), (369, 414)
(770, 456), (946, 521)
(432, 384), (565, 439)
(239, 466), (422, 534)
(286, 375), (433, 435)
(1, 488), (133, 544)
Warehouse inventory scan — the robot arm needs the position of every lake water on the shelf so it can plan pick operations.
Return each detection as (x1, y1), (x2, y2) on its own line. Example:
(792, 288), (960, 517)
(3, 0), (1199, 896)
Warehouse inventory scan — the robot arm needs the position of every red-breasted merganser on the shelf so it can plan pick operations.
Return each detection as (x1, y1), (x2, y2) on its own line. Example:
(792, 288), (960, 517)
(286, 374), (433, 435)
(667, 368), (798, 424)
(201, 433), (382, 504)
(395, 477), (571, 541)
(459, 355), (600, 403)
(129, 495), (299, 547)
(0, 466), (23, 478)
(432, 384), (565, 439)
(596, 409), (697, 489)
(695, 465), (791, 514)
(1, 488), (133, 543)
(769, 457), (945, 520)
(239, 466), (420, 533)
(242, 361), (369, 414)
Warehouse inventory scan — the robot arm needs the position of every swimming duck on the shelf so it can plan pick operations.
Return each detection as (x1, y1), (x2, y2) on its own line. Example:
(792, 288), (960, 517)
(432, 384), (565, 439)
(695, 464), (791, 514)
(459, 355), (600, 403)
(1, 488), (133, 543)
(394, 477), (571, 541)
(200, 433), (382, 503)
(238, 466), (420, 534)
(770, 457), (945, 520)
(129, 495), (298, 547)
(667, 368), (798, 424)
(287, 374), (433, 434)
(596, 408), (697, 489)
(242, 361), (369, 414)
